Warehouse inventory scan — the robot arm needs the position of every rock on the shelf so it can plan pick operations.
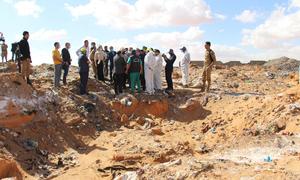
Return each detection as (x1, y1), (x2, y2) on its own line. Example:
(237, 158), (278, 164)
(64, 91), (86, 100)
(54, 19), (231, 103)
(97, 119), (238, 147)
(0, 140), (4, 147)
(288, 103), (300, 113)
(195, 144), (210, 154)
(142, 118), (154, 129)
(136, 117), (146, 126)
(188, 159), (213, 172)
(112, 154), (144, 162)
(114, 171), (139, 180)
(163, 159), (182, 167)
(273, 105), (285, 113)
(83, 103), (95, 113)
(121, 114), (129, 124)
(242, 95), (249, 101)
(265, 72), (276, 79)
(151, 128), (164, 136)
(180, 98), (201, 112)
(23, 139), (38, 151)
(175, 171), (188, 180)
(202, 96), (209, 107)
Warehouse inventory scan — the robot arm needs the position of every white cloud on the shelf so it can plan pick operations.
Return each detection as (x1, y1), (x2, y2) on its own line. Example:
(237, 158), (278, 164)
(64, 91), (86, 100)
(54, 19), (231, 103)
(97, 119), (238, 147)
(235, 10), (258, 23)
(290, 0), (300, 8)
(13, 0), (43, 18)
(31, 29), (67, 41)
(135, 26), (203, 48)
(242, 6), (300, 49)
(65, 0), (212, 29)
(215, 13), (227, 20)
(135, 27), (249, 62)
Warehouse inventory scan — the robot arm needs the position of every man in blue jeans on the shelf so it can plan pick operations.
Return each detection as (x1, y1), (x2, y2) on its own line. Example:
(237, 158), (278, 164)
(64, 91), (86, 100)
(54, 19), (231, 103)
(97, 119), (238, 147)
(61, 42), (71, 85)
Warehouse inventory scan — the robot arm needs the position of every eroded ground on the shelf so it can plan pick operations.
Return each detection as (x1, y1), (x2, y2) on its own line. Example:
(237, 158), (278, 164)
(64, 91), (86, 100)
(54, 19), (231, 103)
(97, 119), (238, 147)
(0, 62), (299, 180)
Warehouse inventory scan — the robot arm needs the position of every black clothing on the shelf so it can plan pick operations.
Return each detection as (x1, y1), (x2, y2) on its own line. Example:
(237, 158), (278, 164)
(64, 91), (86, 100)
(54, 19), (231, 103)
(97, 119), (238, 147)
(165, 54), (176, 71)
(164, 53), (176, 90)
(114, 73), (124, 95)
(62, 48), (71, 64)
(19, 38), (31, 60)
(97, 61), (105, 81)
(80, 71), (89, 95)
(78, 55), (89, 73)
(139, 52), (146, 91)
(128, 56), (141, 73)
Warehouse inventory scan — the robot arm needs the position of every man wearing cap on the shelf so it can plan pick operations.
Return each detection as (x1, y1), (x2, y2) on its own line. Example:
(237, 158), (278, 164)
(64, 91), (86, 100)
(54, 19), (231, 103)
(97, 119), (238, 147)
(19, 31), (32, 85)
(180, 46), (191, 88)
(52, 42), (63, 88)
(78, 48), (90, 95)
(202, 41), (216, 92)
(144, 49), (156, 95)
(153, 49), (163, 91)
(162, 49), (176, 91)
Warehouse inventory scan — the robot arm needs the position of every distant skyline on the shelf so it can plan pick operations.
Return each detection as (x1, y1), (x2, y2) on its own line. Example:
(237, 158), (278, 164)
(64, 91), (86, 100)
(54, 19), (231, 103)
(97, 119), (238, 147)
(1, 0), (300, 65)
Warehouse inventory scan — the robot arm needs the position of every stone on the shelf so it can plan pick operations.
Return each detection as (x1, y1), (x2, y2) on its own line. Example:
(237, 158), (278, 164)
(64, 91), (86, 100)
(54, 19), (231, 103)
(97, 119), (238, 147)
(151, 128), (164, 136)
(120, 114), (129, 124)
(289, 103), (300, 113)
(163, 159), (182, 167)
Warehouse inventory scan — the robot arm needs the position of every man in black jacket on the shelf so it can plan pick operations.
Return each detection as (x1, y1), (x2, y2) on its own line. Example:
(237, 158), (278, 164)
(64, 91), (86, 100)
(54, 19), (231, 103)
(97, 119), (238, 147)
(61, 42), (72, 85)
(19, 31), (32, 85)
(162, 49), (176, 92)
(78, 48), (90, 95)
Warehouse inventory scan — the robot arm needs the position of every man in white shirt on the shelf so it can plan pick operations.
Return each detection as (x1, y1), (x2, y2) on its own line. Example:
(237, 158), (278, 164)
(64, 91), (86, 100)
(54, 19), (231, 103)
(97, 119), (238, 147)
(153, 49), (163, 91)
(144, 49), (156, 95)
(76, 40), (90, 58)
(180, 46), (191, 88)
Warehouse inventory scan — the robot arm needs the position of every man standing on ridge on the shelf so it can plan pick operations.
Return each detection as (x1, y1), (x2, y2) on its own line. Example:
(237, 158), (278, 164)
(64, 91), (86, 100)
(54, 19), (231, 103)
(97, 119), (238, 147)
(52, 42), (63, 88)
(78, 48), (90, 95)
(162, 49), (176, 92)
(144, 48), (156, 95)
(202, 41), (217, 92)
(19, 31), (32, 85)
(89, 42), (97, 79)
(180, 46), (191, 88)
(153, 49), (163, 91)
(113, 49), (126, 95)
(108, 46), (116, 82)
(126, 50), (143, 94)
(61, 42), (72, 85)
(1, 40), (8, 64)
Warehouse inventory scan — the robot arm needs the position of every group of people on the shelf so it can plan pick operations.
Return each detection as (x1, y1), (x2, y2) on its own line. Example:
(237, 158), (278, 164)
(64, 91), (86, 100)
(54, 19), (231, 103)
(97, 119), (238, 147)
(3, 31), (218, 95)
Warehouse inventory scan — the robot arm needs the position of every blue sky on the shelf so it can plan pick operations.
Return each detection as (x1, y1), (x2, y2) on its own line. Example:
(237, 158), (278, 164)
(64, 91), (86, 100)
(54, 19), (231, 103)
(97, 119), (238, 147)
(1, 0), (299, 64)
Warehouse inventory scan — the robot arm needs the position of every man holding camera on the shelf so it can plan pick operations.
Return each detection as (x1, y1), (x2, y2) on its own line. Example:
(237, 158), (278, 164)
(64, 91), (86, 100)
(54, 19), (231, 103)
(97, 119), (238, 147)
(162, 49), (176, 92)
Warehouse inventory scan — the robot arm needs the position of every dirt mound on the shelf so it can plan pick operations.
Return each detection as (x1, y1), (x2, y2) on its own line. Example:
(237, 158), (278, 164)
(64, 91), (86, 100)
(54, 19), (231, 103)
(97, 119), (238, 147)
(0, 73), (37, 128)
(0, 159), (23, 180)
(264, 56), (300, 72)
(111, 94), (169, 118)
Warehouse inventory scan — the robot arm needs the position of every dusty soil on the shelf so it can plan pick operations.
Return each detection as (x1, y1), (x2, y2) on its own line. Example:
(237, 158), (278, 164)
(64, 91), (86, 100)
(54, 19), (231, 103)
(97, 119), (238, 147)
(0, 62), (299, 180)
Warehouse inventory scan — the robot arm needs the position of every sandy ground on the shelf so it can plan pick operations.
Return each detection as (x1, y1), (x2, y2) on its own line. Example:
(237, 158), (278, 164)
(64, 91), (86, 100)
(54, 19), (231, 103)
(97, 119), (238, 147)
(0, 61), (299, 180)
